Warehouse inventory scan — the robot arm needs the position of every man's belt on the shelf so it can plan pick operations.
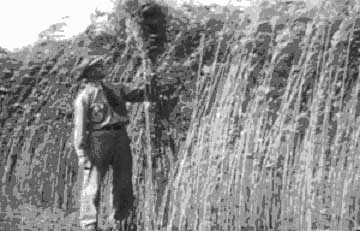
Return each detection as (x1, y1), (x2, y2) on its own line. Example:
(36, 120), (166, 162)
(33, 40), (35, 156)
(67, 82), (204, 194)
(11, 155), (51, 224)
(95, 123), (125, 131)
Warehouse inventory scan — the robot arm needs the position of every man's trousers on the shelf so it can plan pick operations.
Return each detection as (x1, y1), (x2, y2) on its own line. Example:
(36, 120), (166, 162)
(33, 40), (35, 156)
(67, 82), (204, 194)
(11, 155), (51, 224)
(79, 128), (134, 230)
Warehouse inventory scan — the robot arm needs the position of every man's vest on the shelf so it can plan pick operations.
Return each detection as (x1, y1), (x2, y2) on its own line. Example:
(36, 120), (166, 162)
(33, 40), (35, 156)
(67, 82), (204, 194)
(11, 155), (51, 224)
(86, 82), (129, 130)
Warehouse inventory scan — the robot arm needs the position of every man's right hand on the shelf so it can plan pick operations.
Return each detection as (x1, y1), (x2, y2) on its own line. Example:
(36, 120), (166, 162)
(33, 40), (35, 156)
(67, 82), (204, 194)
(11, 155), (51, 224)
(77, 149), (91, 168)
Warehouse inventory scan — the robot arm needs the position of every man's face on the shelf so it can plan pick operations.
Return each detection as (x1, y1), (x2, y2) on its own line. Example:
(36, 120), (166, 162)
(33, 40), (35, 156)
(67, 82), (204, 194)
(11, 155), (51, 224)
(93, 64), (103, 73)
(94, 64), (106, 78)
(84, 63), (106, 81)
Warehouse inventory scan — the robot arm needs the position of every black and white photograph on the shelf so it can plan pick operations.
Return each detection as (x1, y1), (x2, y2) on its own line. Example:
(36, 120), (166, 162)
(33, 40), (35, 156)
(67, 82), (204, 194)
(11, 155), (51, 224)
(1, 0), (360, 230)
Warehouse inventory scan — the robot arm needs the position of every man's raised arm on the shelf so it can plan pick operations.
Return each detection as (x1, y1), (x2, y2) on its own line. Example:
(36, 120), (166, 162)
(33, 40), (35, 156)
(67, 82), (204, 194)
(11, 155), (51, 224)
(121, 77), (155, 102)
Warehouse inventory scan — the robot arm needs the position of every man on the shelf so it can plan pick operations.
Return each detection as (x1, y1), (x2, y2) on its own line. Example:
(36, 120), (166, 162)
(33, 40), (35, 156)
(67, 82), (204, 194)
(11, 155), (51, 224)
(73, 56), (151, 231)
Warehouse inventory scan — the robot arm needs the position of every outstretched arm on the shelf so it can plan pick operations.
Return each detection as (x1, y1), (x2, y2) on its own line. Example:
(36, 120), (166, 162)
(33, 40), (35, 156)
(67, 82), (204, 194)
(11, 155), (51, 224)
(121, 84), (145, 102)
(121, 81), (155, 102)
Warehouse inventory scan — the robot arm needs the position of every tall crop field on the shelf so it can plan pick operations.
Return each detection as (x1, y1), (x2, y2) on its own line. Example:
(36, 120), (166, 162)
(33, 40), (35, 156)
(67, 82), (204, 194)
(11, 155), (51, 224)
(155, 1), (360, 231)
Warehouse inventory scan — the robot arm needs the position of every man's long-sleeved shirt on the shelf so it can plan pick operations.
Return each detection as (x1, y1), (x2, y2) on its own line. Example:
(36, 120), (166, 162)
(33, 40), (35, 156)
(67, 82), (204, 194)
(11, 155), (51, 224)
(73, 81), (146, 156)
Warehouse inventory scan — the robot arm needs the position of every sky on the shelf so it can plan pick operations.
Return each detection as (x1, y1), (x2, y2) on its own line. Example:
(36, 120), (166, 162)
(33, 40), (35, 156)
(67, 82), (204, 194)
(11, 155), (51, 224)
(0, 0), (250, 51)
(0, 0), (114, 51)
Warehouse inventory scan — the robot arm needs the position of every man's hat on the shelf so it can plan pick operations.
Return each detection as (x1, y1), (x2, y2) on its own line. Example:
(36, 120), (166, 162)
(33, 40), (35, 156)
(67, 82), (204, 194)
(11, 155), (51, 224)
(72, 56), (106, 81)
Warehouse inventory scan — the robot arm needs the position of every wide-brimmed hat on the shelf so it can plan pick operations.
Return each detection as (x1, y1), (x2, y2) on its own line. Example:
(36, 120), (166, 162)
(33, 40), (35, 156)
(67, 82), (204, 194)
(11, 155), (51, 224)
(72, 56), (106, 81)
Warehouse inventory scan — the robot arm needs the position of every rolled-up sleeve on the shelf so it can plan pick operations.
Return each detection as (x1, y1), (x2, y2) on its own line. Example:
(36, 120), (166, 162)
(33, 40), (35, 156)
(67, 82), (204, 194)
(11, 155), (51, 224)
(73, 93), (88, 157)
